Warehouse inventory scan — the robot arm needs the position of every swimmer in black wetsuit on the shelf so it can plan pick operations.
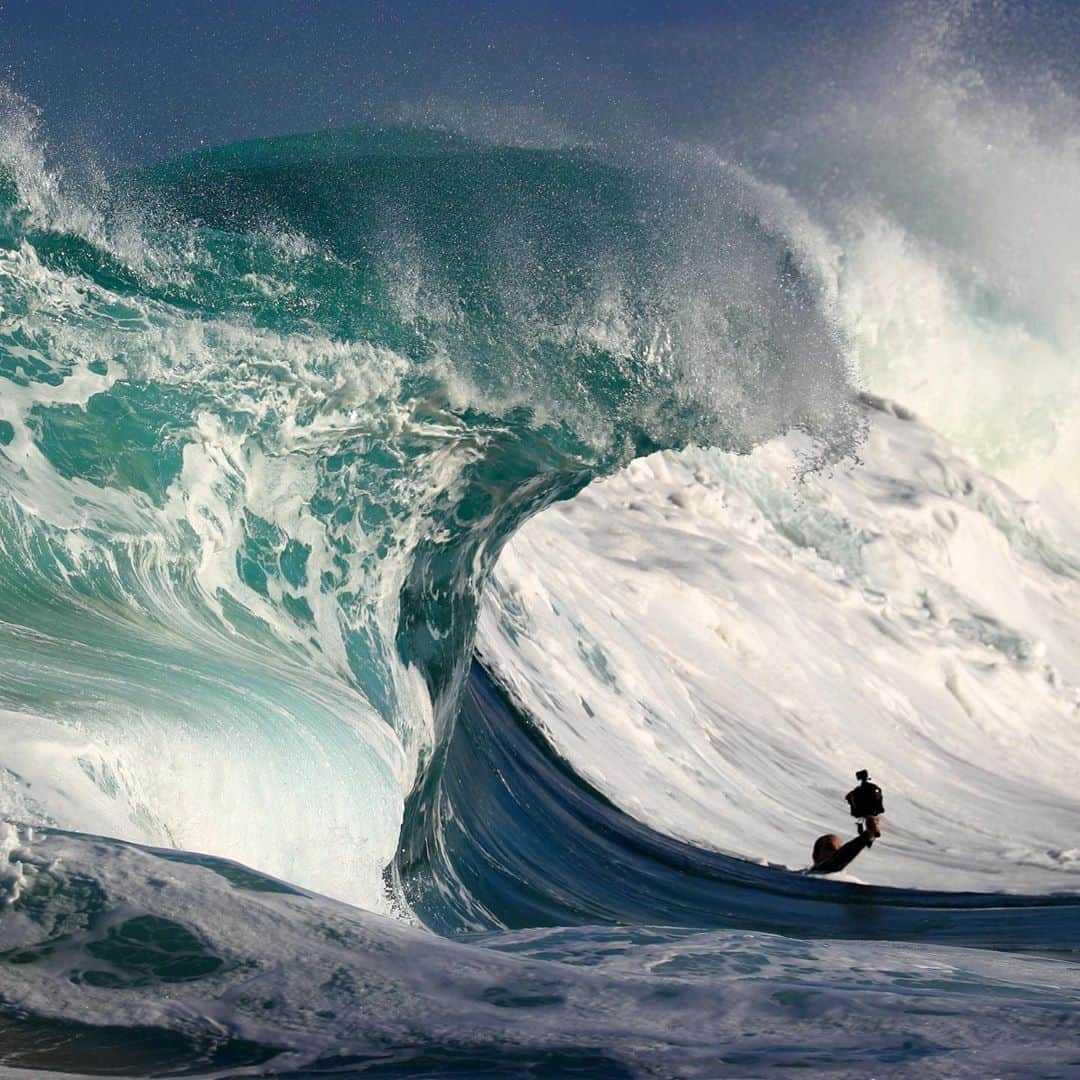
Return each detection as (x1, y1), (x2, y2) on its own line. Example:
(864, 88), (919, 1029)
(807, 831), (873, 875)
(808, 769), (885, 875)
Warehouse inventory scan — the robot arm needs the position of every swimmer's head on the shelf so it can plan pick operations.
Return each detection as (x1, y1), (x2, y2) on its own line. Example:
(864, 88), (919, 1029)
(812, 834), (843, 865)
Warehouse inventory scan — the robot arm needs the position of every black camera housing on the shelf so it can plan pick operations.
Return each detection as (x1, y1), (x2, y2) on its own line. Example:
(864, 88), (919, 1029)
(845, 773), (884, 818)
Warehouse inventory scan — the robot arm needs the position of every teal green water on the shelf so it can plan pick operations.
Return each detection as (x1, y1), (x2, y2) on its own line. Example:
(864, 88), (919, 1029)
(0, 119), (858, 903)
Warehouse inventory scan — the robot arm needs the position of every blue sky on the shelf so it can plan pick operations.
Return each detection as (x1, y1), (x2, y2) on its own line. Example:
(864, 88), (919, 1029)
(0, 1), (846, 165)
(1, 1), (1075, 168)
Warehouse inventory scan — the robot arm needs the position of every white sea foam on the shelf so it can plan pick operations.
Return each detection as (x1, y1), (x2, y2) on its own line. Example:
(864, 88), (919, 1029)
(0, 821), (31, 905)
(0, 228), (440, 913)
(478, 398), (1080, 892)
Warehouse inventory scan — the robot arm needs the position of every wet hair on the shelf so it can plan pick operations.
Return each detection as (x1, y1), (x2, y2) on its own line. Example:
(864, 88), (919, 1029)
(812, 834), (843, 864)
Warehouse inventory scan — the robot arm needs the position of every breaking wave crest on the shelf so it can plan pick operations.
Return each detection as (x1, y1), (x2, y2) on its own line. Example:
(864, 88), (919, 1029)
(0, 93), (861, 907)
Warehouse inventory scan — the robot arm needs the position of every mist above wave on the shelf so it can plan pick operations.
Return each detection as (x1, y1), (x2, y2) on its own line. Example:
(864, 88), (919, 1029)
(730, 3), (1080, 505)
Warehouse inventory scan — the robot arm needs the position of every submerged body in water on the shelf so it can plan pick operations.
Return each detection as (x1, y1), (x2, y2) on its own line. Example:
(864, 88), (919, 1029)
(808, 830), (875, 876)
(1, 33), (1080, 1071)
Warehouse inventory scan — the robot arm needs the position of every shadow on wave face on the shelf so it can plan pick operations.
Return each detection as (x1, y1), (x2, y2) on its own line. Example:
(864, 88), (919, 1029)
(397, 662), (1080, 953)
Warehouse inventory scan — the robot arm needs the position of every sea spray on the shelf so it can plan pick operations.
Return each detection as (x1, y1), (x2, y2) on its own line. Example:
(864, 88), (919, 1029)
(0, 103), (861, 905)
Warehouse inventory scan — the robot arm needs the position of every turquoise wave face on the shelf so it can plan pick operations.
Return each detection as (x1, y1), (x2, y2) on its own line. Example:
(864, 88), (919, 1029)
(0, 119), (859, 904)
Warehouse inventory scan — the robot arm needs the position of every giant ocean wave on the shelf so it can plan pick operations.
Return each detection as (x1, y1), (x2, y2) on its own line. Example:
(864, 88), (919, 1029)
(0, 93), (861, 909)
(2, 21), (1080, 1071)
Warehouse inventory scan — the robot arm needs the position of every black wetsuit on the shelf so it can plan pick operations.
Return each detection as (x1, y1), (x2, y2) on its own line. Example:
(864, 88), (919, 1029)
(807, 833), (872, 875)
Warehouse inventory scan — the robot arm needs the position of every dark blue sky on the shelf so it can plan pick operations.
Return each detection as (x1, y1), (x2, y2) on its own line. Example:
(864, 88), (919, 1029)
(1, 1), (1075, 169)
(0, 0), (854, 166)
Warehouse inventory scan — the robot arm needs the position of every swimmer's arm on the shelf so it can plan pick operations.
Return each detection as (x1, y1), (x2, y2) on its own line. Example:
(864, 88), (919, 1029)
(807, 833), (871, 875)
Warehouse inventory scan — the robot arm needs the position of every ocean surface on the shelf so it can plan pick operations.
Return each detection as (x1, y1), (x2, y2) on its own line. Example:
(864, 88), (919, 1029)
(1, 42), (1079, 1078)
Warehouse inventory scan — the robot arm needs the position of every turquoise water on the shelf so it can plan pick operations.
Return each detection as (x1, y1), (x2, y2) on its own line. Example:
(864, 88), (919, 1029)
(0, 116), (860, 905)
(4, 103), (1078, 1078)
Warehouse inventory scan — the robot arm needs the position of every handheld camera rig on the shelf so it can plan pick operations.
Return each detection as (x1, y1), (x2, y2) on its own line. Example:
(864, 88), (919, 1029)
(845, 769), (884, 840)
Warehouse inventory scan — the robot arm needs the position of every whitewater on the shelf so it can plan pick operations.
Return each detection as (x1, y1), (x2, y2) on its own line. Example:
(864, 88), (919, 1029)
(2, 7), (1080, 1073)
(478, 399), (1080, 895)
